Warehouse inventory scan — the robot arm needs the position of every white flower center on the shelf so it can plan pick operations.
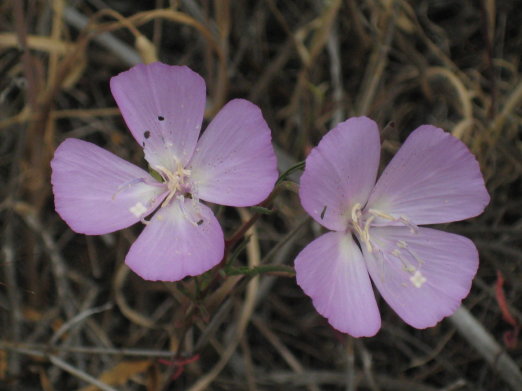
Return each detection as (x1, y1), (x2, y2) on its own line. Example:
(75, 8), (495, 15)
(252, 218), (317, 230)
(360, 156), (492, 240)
(114, 160), (202, 226)
(153, 162), (193, 208)
(152, 162), (204, 227)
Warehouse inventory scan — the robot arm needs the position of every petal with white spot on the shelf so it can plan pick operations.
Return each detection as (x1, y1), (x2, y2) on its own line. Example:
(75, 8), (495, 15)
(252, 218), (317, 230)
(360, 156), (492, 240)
(364, 226), (479, 329)
(51, 138), (166, 235)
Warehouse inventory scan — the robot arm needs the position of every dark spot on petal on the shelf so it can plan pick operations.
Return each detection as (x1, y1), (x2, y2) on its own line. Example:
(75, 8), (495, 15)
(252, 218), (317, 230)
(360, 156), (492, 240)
(142, 142), (145, 147)
(197, 219), (204, 226)
(320, 205), (327, 219)
(144, 130), (151, 139)
(158, 116), (164, 121)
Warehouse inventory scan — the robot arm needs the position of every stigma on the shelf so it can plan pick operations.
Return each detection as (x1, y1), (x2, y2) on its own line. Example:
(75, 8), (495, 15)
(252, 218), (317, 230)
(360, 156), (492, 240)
(410, 270), (427, 288)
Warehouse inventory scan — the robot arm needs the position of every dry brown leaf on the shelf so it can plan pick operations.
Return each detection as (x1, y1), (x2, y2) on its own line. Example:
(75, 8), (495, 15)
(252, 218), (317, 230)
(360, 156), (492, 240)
(79, 360), (151, 391)
(23, 307), (44, 322)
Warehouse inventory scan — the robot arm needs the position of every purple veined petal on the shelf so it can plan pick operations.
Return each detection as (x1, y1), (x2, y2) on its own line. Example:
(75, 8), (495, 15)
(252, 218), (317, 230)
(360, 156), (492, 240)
(364, 226), (479, 329)
(110, 62), (206, 169)
(188, 99), (278, 206)
(295, 231), (381, 337)
(299, 117), (381, 232)
(51, 138), (166, 235)
(367, 125), (490, 225)
(125, 197), (224, 281)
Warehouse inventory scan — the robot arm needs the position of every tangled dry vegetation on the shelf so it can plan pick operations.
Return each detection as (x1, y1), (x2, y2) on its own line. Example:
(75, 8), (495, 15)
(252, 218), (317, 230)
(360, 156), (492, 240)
(1, 1), (521, 390)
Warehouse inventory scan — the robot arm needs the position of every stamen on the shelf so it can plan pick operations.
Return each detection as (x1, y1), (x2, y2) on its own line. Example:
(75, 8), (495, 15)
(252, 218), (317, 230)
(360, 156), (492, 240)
(351, 202), (362, 224)
(403, 245), (425, 266)
(399, 216), (418, 234)
(391, 249), (416, 272)
(153, 161), (192, 208)
(350, 203), (373, 252)
(355, 215), (374, 253)
(363, 216), (375, 243)
(161, 190), (176, 208)
(368, 208), (419, 233)
(368, 208), (395, 221)
(348, 204), (427, 287)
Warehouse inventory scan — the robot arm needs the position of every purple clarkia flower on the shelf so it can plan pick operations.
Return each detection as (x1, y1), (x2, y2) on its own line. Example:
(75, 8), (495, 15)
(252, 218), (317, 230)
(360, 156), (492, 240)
(295, 117), (489, 337)
(51, 62), (278, 281)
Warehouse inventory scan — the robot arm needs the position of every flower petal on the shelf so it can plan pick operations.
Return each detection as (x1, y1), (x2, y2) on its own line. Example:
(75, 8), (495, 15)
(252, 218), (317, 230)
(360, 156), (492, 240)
(299, 117), (381, 231)
(364, 227), (479, 329)
(367, 125), (490, 225)
(295, 231), (381, 337)
(125, 198), (224, 281)
(110, 62), (206, 169)
(51, 139), (166, 235)
(188, 99), (278, 206)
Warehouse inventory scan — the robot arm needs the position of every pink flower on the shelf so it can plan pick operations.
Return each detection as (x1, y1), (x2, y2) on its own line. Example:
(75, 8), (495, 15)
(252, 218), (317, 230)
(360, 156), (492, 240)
(51, 62), (278, 281)
(295, 117), (489, 337)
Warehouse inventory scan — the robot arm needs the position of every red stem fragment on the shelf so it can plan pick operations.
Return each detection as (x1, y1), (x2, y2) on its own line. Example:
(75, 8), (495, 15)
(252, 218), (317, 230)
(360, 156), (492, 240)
(158, 353), (201, 380)
(495, 270), (519, 349)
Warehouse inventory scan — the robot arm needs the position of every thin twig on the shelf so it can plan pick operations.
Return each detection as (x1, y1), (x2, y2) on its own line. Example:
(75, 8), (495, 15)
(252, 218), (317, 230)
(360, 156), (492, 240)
(49, 355), (118, 391)
(326, 14), (344, 127)
(0, 341), (179, 358)
(449, 306), (522, 391)
(63, 6), (141, 66)
(0, 344), (118, 391)
(50, 303), (113, 344)
(185, 209), (260, 391)
(356, 2), (397, 116)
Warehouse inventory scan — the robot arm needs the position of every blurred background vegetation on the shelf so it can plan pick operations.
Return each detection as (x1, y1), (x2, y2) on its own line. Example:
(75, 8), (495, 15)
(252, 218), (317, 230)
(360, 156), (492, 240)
(1, 0), (521, 390)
